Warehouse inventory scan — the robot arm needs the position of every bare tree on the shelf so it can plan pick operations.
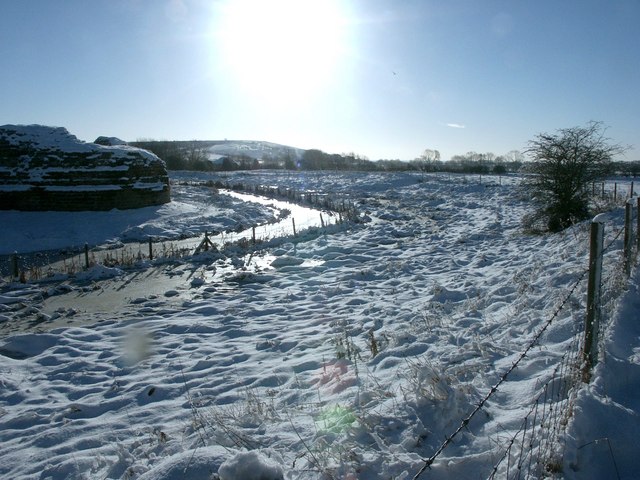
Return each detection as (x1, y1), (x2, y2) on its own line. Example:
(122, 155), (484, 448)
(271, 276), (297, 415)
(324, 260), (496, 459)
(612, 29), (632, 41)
(505, 150), (524, 164)
(185, 141), (209, 166)
(414, 149), (441, 174)
(523, 121), (626, 232)
(420, 149), (441, 163)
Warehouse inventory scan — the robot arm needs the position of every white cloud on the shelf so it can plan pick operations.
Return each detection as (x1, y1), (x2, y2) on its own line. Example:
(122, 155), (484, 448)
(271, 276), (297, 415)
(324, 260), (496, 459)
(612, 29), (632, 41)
(446, 123), (466, 129)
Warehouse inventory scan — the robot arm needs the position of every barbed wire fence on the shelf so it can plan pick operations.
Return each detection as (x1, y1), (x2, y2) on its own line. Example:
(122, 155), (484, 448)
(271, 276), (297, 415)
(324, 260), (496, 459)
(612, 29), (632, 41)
(2, 181), (359, 281)
(413, 198), (637, 480)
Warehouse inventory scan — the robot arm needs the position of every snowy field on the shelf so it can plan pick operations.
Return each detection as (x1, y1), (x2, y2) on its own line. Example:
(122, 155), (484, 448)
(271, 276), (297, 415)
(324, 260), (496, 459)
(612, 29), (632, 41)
(1, 171), (639, 479)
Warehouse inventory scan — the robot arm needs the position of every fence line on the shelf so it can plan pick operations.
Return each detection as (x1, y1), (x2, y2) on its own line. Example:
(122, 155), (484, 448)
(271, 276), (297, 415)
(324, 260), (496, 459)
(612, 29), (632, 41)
(487, 329), (583, 479)
(413, 201), (636, 480)
(4, 183), (359, 282)
(412, 268), (588, 480)
(592, 180), (635, 202)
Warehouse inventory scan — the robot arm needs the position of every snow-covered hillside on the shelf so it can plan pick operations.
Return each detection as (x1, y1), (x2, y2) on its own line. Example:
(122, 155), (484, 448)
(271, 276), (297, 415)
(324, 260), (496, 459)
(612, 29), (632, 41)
(0, 171), (638, 480)
(204, 140), (305, 161)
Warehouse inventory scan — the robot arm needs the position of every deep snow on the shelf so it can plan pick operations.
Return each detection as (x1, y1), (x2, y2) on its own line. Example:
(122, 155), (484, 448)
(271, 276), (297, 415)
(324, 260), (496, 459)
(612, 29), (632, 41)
(0, 170), (638, 480)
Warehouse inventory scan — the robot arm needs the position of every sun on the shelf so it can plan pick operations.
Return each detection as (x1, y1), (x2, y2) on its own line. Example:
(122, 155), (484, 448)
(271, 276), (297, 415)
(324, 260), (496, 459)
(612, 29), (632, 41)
(214, 0), (350, 108)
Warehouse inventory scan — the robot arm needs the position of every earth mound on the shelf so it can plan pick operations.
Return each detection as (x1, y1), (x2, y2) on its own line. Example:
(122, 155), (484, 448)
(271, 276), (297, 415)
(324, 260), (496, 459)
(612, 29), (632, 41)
(0, 124), (170, 211)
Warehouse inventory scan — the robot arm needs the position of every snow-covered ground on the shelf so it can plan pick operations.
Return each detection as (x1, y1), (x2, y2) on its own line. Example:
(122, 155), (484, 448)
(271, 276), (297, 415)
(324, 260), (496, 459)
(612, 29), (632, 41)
(0, 175), (284, 256)
(0, 171), (638, 479)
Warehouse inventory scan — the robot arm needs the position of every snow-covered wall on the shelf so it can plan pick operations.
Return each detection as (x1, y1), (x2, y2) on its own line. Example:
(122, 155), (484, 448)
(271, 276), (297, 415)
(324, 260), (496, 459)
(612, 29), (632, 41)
(0, 125), (170, 211)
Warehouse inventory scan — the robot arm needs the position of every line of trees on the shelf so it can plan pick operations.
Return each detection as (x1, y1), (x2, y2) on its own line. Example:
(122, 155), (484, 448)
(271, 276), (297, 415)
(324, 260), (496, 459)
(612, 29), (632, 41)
(130, 139), (638, 180)
(131, 140), (214, 171)
(411, 149), (525, 175)
(130, 140), (405, 172)
(130, 140), (529, 174)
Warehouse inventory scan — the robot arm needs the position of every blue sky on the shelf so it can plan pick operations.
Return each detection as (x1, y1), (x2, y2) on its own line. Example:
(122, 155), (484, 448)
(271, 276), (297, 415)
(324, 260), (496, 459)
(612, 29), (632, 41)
(1, 0), (638, 161)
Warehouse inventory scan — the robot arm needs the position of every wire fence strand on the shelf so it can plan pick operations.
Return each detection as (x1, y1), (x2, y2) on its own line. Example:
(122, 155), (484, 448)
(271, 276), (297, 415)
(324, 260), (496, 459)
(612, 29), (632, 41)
(413, 205), (636, 480)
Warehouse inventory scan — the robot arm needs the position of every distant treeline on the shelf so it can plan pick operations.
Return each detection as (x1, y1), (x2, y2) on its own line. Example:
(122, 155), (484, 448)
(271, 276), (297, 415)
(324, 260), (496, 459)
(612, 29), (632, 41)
(131, 140), (640, 176)
(131, 141), (226, 171)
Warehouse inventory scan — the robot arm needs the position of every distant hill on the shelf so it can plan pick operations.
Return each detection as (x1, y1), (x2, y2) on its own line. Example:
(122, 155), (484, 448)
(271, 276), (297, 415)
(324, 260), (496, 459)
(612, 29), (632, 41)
(130, 139), (420, 172)
(199, 140), (305, 162)
(132, 139), (304, 161)
(129, 139), (306, 171)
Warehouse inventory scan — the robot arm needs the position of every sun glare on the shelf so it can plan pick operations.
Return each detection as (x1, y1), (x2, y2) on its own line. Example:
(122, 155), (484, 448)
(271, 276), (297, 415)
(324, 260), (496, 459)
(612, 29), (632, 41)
(215, 0), (350, 108)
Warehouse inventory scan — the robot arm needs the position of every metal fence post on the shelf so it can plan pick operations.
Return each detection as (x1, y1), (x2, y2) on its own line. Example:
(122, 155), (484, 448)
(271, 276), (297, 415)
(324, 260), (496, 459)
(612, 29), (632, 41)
(583, 218), (604, 382)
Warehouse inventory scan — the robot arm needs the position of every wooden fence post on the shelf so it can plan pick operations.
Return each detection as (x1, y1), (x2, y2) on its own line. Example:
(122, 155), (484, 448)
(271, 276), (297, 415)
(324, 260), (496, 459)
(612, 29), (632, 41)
(84, 243), (90, 270)
(637, 197), (640, 253)
(252, 226), (256, 244)
(583, 218), (604, 382)
(320, 213), (325, 228)
(148, 238), (153, 260)
(292, 218), (297, 237)
(10, 252), (19, 279)
(624, 200), (633, 275)
(630, 181), (635, 198)
(601, 182), (605, 198)
(614, 183), (618, 201)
